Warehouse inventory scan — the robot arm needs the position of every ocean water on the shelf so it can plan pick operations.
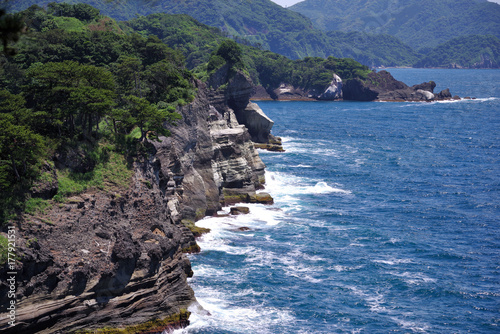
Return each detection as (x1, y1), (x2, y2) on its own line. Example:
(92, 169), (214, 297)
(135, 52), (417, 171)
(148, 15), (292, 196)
(180, 69), (500, 333)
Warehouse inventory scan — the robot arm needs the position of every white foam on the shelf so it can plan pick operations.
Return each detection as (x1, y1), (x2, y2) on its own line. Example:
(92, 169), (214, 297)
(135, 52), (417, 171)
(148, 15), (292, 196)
(373, 258), (414, 265)
(265, 171), (352, 199)
(433, 97), (498, 104)
(330, 265), (365, 272)
(391, 317), (430, 333)
(347, 286), (389, 313)
(290, 164), (314, 168)
(182, 286), (295, 334)
(390, 271), (437, 285)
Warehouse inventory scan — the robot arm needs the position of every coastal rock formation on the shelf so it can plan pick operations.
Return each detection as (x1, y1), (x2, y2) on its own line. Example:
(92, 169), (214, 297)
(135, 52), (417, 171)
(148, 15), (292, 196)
(252, 70), (458, 103)
(234, 102), (274, 143)
(318, 74), (343, 100)
(342, 70), (458, 102)
(252, 74), (343, 101)
(0, 74), (272, 333)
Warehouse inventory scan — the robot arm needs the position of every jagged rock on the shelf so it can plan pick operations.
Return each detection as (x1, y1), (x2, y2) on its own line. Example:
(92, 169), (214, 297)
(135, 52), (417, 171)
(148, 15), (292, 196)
(437, 88), (452, 99)
(318, 74), (343, 100)
(343, 70), (459, 102)
(412, 81), (436, 93)
(230, 206), (250, 215)
(234, 102), (274, 143)
(272, 84), (315, 101)
(254, 135), (285, 152)
(249, 192), (274, 205)
(0, 75), (271, 333)
(416, 89), (435, 101)
(251, 85), (274, 100)
(30, 162), (58, 199)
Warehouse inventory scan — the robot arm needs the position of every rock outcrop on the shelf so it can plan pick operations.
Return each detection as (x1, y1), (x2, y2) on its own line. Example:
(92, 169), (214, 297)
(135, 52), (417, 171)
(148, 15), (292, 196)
(252, 70), (459, 102)
(234, 102), (274, 143)
(251, 74), (343, 102)
(343, 70), (459, 102)
(318, 74), (343, 100)
(0, 72), (273, 333)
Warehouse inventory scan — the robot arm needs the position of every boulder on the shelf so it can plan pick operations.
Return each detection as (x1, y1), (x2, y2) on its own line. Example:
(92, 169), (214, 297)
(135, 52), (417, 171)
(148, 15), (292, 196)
(436, 88), (452, 99)
(416, 89), (435, 101)
(230, 206), (250, 215)
(318, 74), (343, 100)
(249, 192), (274, 205)
(412, 81), (436, 93)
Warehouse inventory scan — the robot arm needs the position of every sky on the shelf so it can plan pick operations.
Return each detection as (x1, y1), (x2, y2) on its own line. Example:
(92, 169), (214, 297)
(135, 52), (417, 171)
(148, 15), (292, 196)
(270, 0), (500, 7)
(270, 0), (302, 7)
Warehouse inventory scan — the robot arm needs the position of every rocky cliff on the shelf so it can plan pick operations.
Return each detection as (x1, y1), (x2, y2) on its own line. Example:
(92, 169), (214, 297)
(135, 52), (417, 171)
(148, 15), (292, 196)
(0, 72), (273, 333)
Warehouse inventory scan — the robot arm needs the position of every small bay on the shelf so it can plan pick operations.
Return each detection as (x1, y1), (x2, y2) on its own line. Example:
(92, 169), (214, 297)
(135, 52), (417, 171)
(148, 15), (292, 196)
(182, 69), (500, 333)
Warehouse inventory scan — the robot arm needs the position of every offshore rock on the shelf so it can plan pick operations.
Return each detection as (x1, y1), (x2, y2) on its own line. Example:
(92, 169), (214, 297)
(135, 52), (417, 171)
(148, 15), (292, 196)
(230, 206), (250, 215)
(343, 70), (459, 102)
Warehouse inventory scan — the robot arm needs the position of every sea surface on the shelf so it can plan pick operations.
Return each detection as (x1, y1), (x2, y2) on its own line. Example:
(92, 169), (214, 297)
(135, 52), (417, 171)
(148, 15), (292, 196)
(179, 69), (500, 333)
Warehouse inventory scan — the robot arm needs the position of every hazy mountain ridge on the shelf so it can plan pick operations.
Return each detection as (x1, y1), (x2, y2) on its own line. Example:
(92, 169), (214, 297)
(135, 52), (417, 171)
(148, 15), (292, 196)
(9, 0), (500, 68)
(290, 0), (500, 50)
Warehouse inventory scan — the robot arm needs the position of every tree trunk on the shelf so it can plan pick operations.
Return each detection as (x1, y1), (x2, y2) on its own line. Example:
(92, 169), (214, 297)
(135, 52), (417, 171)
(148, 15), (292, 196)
(10, 156), (20, 181)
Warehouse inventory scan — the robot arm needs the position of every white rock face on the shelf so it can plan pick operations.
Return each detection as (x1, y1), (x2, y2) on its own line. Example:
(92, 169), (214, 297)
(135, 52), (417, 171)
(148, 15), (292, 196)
(234, 102), (275, 143)
(319, 73), (343, 100)
(417, 89), (435, 101)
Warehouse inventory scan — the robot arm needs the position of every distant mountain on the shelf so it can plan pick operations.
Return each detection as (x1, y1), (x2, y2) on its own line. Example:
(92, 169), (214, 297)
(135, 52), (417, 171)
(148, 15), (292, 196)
(414, 35), (500, 68)
(9, 0), (421, 67)
(290, 0), (500, 49)
(10, 0), (500, 68)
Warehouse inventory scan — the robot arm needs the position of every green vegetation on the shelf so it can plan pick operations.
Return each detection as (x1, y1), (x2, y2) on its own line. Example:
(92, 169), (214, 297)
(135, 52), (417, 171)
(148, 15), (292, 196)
(414, 35), (500, 69)
(10, 0), (500, 67)
(122, 13), (371, 93)
(10, 0), (424, 67)
(291, 0), (500, 50)
(53, 148), (134, 202)
(24, 197), (51, 214)
(75, 309), (191, 334)
(0, 234), (8, 264)
(0, 4), (194, 223)
(181, 219), (210, 238)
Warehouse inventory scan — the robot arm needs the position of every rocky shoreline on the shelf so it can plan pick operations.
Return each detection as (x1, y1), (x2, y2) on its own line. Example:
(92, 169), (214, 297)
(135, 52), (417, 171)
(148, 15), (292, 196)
(1, 65), (452, 333)
(251, 70), (461, 102)
(0, 65), (279, 333)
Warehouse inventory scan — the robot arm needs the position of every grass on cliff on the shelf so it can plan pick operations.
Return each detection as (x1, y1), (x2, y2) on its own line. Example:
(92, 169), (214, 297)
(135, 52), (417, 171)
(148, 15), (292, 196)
(75, 309), (190, 334)
(53, 142), (134, 202)
(0, 235), (8, 265)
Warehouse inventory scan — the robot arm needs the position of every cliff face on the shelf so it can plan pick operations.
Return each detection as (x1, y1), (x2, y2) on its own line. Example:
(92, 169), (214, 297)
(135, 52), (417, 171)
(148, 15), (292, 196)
(0, 74), (269, 333)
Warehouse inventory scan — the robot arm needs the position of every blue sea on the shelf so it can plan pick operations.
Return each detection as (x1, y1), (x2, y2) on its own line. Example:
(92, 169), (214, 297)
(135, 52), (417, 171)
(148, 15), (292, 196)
(180, 69), (500, 333)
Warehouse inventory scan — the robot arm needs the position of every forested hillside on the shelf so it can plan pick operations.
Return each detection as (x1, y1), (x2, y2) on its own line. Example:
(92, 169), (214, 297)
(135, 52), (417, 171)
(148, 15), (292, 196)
(0, 3), (192, 221)
(0, 3), (373, 222)
(414, 35), (500, 68)
(10, 0), (422, 67)
(291, 0), (500, 50)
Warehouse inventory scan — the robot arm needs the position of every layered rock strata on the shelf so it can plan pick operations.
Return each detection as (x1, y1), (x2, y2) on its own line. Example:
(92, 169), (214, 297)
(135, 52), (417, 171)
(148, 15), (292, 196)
(0, 74), (273, 333)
